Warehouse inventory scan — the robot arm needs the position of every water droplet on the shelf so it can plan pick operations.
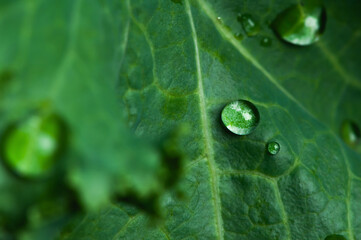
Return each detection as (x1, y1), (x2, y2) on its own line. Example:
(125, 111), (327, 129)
(234, 33), (244, 41)
(237, 14), (260, 37)
(325, 235), (347, 240)
(216, 17), (223, 24)
(1, 112), (66, 178)
(340, 120), (360, 147)
(171, 0), (182, 4)
(221, 100), (260, 135)
(260, 37), (272, 47)
(272, 3), (326, 46)
(267, 142), (280, 155)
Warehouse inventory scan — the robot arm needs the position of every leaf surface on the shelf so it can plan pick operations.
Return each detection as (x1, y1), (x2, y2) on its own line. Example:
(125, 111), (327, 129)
(66, 0), (361, 239)
(1, 0), (361, 239)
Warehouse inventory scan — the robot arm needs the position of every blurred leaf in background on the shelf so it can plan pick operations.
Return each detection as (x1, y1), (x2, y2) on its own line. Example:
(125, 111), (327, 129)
(0, 0), (184, 239)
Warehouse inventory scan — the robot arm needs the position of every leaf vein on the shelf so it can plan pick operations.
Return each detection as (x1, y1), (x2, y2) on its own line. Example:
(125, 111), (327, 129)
(317, 40), (361, 91)
(185, 1), (224, 239)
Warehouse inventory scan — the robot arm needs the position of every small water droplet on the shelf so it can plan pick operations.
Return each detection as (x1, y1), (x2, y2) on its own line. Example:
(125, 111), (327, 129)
(260, 37), (272, 47)
(325, 235), (347, 240)
(271, 4), (326, 46)
(171, 0), (182, 4)
(221, 100), (260, 135)
(340, 120), (360, 147)
(267, 141), (280, 155)
(216, 17), (223, 24)
(1, 112), (66, 178)
(237, 13), (260, 37)
(234, 33), (244, 41)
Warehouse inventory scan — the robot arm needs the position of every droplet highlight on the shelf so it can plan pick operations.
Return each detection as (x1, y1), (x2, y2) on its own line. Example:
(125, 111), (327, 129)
(325, 235), (347, 240)
(237, 14), (260, 37)
(340, 120), (360, 147)
(1, 112), (66, 178)
(260, 37), (272, 47)
(267, 142), (280, 155)
(221, 100), (260, 135)
(271, 3), (326, 46)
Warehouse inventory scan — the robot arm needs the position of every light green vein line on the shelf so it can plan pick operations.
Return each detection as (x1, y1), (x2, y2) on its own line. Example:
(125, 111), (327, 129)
(219, 170), (274, 182)
(273, 181), (291, 240)
(196, 0), (320, 124)
(185, 1), (224, 239)
(112, 214), (140, 240)
(351, 173), (361, 182)
(318, 41), (361, 90)
(160, 226), (171, 240)
(334, 136), (355, 240)
(50, 0), (83, 97)
(119, 19), (130, 69)
(186, 157), (207, 171)
(338, 27), (361, 56)
(346, 178), (354, 240)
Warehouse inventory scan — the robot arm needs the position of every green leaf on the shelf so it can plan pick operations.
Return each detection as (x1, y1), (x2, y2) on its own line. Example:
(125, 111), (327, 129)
(1, 0), (361, 239)
(66, 0), (361, 239)
(0, 0), (180, 237)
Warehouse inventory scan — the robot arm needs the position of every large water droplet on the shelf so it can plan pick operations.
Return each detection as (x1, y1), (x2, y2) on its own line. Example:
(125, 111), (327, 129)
(237, 14), (260, 37)
(340, 120), (360, 147)
(267, 141), (280, 155)
(221, 100), (260, 135)
(325, 235), (347, 240)
(260, 37), (272, 47)
(271, 3), (326, 46)
(1, 112), (66, 178)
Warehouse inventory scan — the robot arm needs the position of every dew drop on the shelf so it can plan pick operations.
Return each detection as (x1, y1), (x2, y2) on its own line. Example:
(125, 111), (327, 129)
(267, 141), (280, 155)
(260, 37), (272, 47)
(237, 13), (260, 37)
(216, 16), (223, 24)
(1, 112), (66, 178)
(234, 33), (244, 41)
(340, 120), (360, 147)
(271, 3), (326, 46)
(221, 100), (260, 135)
(325, 234), (347, 240)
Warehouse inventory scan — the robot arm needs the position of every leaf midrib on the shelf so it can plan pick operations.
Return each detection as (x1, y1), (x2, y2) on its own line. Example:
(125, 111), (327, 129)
(185, 1), (224, 239)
